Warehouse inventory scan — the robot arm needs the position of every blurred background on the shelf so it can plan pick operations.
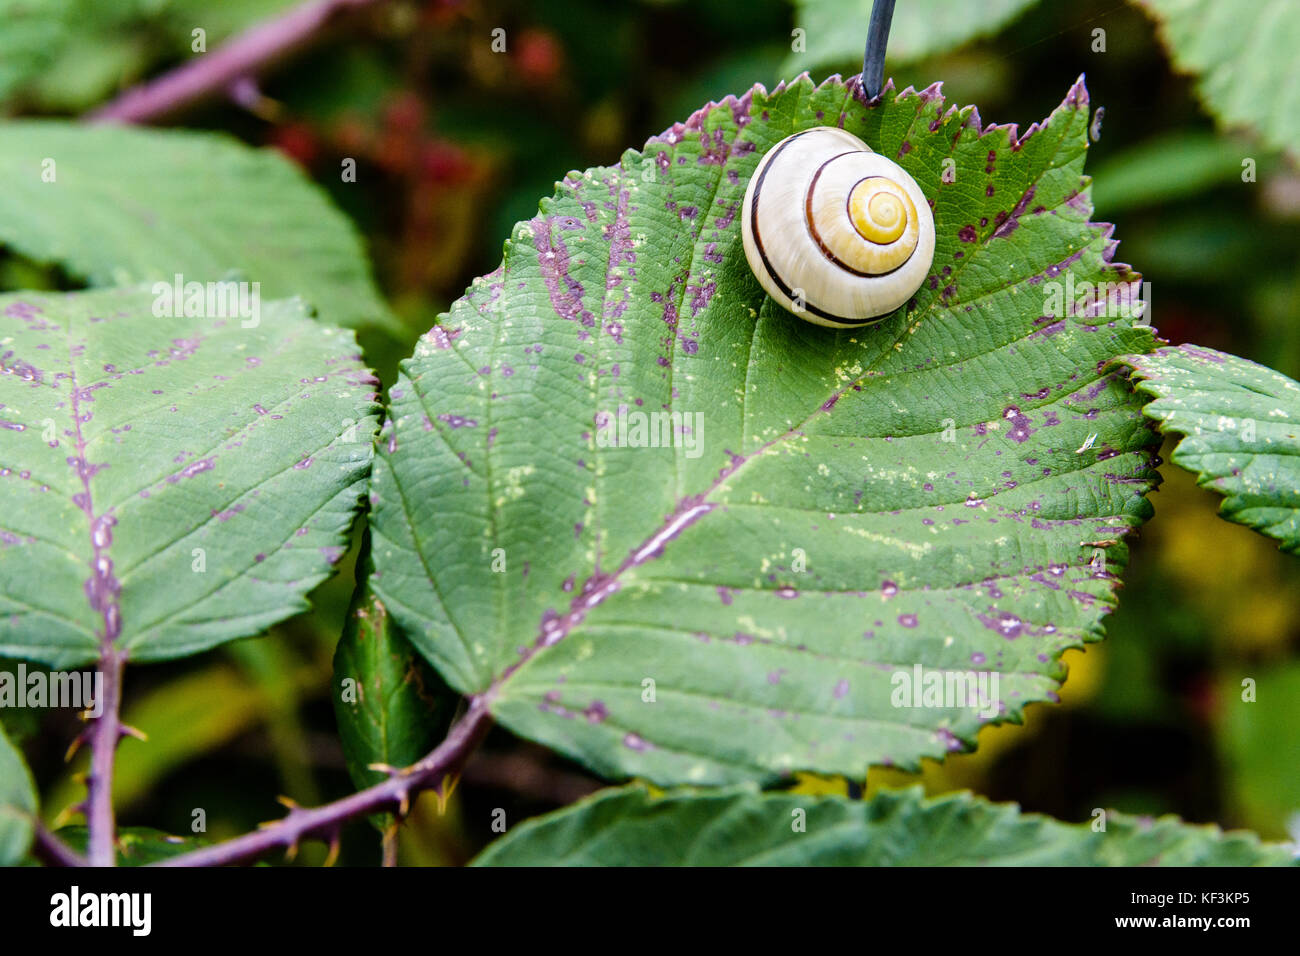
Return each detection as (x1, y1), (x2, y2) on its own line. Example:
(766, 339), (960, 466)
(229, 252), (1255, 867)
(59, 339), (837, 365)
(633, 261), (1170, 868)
(2, 0), (1298, 864)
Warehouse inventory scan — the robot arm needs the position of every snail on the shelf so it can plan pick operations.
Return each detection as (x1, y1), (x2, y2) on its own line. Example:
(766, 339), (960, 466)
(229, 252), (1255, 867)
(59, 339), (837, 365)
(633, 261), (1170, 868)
(741, 126), (935, 328)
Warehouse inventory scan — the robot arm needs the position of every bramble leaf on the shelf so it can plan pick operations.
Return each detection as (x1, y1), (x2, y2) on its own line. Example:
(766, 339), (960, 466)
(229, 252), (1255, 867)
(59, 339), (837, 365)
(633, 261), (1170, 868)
(370, 76), (1159, 786)
(474, 785), (1297, 866)
(0, 121), (395, 331)
(333, 579), (455, 793)
(0, 722), (36, 865)
(0, 287), (378, 667)
(1140, 0), (1300, 158)
(1121, 344), (1300, 554)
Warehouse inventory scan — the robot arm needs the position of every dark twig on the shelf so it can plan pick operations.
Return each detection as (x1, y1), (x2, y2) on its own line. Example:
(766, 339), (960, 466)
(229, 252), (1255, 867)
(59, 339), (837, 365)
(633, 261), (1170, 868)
(154, 697), (494, 867)
(862, 0), (897, 100)
(31, 822), (89, 868)
(88, 0), (387, 124)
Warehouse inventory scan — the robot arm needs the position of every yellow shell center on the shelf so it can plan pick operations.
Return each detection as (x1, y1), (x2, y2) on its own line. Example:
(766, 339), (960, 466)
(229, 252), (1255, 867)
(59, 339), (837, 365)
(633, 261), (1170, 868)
(848, 177), (915, 245)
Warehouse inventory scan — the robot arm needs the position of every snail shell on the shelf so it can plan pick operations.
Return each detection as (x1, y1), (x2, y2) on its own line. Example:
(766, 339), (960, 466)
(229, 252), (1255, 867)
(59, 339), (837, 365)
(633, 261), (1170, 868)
(741, 126), (935, 328)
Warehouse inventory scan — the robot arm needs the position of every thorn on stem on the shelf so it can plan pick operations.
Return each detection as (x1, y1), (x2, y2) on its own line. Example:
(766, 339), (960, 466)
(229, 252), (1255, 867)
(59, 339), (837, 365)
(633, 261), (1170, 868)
(64, 734), (87, 763)
(434, 772), (460, 816)
(323, 832), (341, 868)
(228, 77), (283, 121)
(52, 806), (82, 829)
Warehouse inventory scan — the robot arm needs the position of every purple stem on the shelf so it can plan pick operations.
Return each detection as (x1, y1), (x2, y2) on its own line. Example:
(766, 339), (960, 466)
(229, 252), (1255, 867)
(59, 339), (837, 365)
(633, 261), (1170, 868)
(64, 349), (127, 867)
(88, 0), (387, 125)
(155, 698), (494, 867)
(85, 650), (125, 867)
(31, 822), (89, 868)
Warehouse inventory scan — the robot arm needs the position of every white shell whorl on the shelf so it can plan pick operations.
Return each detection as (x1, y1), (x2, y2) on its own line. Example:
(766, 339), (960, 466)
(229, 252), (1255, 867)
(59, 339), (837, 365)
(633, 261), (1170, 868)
(741, 126), (935, 329)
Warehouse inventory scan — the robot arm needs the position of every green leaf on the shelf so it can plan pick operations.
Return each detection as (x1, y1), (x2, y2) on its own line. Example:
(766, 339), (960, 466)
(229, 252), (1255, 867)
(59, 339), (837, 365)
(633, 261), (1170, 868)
(1216, 662), (1300, 838)
(0, 659), (48, 745)
(54, 826), (206, 866)
(0, 287), (378, 667)
(333, 577), (455, 793)
(1122, 345), (1300, 554)
(0, 0), (300, 111)
(160, 0), (301, 41)
(1089, 131), (1261, 214)
(0, 722), (37, 865)
(473, 785), (1297, 866)
(0, 121), (396, 332)
(0, 0), (80, 104)
(783, 0), (1040, 78)
(1140, 0), (1300, 158)
(370, 75), (1159, 787)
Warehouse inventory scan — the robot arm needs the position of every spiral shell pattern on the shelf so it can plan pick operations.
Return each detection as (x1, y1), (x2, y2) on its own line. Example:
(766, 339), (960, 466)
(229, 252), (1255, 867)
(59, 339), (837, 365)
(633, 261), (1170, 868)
(741, 126), (935, 328)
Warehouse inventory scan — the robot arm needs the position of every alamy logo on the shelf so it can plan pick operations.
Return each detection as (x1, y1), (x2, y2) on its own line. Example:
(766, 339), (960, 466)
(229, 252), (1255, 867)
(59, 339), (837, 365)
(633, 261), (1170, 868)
(152, 274), (261, 328)
(0, 663), (102, 718)
(595, 406), (704, 459)
(890, 664), (1000, 720)
(50, 887), (151, 936)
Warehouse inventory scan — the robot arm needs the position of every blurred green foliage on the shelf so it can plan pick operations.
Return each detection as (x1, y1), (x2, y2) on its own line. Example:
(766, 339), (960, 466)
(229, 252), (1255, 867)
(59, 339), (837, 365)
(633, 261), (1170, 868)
(2, 0), (1298, 862)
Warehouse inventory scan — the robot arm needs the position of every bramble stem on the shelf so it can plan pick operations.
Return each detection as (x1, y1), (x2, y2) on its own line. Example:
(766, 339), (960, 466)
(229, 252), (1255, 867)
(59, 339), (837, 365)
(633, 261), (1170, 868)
(154, 697), (494, 867)
(85, 649), (126, 867)
(88, 0), (387, 124)
(31, 821), (89, 868)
